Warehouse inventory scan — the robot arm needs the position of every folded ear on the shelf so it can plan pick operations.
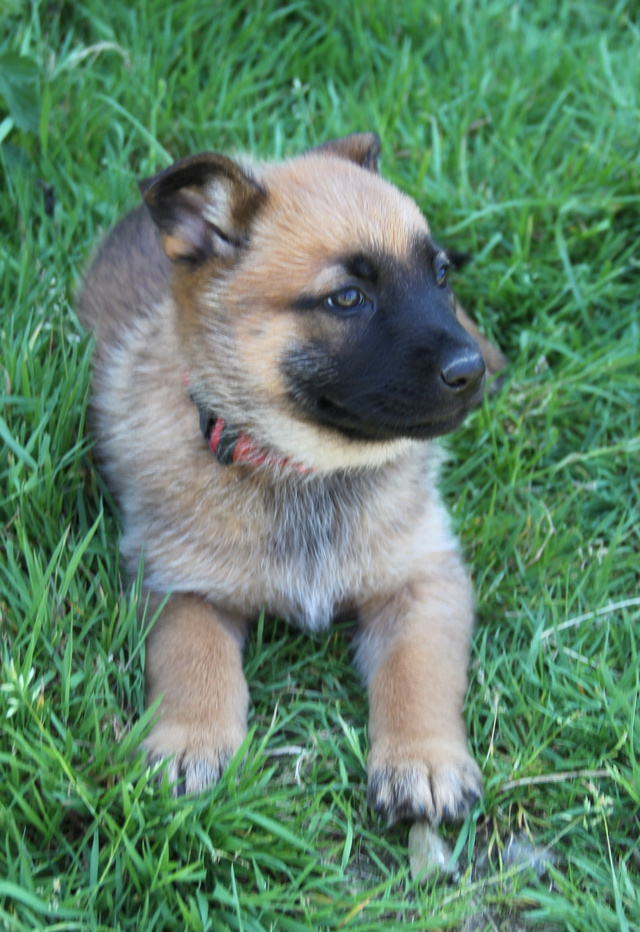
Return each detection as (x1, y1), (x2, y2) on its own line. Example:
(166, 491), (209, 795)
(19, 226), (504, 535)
(308, 132), (381, 172)
(139, 153), (266, 263)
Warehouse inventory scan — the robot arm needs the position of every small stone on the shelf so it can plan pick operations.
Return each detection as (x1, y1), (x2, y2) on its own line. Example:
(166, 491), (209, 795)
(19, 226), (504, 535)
(409, 821), (458, 883)
(503, 832), (557, 877)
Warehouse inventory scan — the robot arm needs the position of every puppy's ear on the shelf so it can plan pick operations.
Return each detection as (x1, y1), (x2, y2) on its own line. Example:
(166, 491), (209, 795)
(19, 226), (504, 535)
(308, 132), (381, 172)
(140, 153), (266, 263)
(445, 249), (473, 271)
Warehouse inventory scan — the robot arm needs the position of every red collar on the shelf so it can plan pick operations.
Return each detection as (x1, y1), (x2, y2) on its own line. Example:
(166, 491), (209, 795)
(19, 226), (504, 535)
(182, 368), (311, 472)
(208, 415), (310, 472)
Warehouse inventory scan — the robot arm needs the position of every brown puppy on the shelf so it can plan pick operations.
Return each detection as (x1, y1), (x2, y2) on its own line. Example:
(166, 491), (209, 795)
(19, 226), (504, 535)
(78, 133), (504, 824)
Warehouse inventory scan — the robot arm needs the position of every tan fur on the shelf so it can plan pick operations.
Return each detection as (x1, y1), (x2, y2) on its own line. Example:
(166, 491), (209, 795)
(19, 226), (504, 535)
(78, 135), (505, 822)
(143, 593), (249, 791)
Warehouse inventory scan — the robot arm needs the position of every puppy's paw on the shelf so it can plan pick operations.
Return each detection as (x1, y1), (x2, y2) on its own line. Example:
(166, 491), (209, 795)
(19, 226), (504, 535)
(144, 722), (245, 797)
(367, 739), (482, 825)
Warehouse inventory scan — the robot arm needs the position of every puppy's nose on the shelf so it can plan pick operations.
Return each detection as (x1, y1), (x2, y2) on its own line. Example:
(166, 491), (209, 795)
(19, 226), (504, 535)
(440, 349), (485, 394)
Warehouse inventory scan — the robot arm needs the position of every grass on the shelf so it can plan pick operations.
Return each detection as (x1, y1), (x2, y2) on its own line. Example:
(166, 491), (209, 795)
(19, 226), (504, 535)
(1, 0), (638, 928)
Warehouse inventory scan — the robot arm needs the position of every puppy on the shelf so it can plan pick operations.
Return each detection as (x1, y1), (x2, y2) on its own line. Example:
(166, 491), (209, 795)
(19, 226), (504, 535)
(78, 133), (504, 824)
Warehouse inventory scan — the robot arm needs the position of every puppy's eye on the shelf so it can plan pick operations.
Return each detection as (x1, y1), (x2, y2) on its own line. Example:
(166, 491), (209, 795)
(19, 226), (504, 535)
(434, 256), (450, 288)
(325, 288), (366, 311)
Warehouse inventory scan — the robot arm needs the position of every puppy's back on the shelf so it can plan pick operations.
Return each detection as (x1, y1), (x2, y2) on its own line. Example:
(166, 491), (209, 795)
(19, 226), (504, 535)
(77, 205), (170, 356)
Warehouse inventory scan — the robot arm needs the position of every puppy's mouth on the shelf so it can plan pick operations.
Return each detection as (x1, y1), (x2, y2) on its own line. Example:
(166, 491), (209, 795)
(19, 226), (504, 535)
(283, 342), (486, 444)
(312, 391), (481, 441)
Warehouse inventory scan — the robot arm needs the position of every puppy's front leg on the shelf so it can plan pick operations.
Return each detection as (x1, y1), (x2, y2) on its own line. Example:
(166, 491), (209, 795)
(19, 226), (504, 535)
(142, 593), (249, 796)
(357, 552), (482, 824)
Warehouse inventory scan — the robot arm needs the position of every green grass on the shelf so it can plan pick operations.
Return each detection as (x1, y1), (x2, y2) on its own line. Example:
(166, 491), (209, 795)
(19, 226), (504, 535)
(1, 0), (638, 928)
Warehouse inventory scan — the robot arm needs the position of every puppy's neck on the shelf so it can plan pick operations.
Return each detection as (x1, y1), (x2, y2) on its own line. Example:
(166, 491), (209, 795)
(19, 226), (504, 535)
(196, 403), (312, 473)
(180, 365), (309, 471)
(181, 367), (416, 475)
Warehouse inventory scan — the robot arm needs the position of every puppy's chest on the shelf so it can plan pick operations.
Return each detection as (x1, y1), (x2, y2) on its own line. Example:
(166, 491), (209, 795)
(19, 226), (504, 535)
(230, 474), (382, 628)
(156, 468), (412, 631)
(279, 484), (359, 556)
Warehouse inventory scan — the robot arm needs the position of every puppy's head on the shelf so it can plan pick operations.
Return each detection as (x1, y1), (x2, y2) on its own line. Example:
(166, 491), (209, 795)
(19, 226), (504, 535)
(141, 134), (485, 471)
